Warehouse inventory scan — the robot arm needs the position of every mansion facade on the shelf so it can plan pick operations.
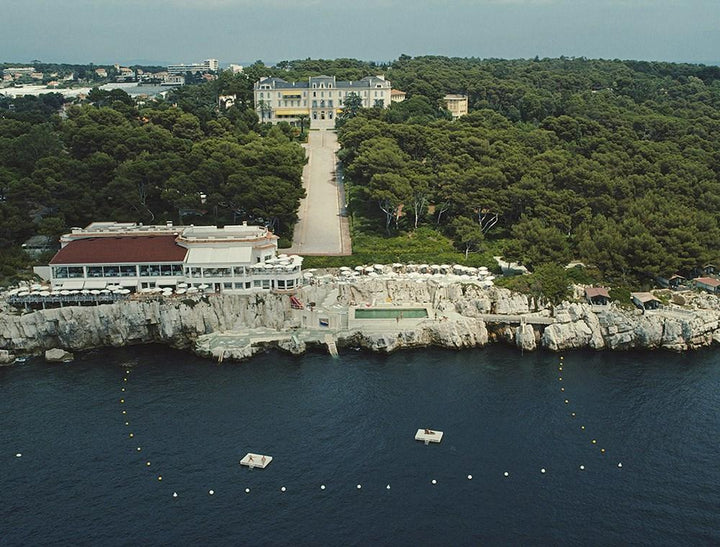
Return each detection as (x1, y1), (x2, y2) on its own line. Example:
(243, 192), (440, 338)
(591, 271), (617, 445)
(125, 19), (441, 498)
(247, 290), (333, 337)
(254, 75), (392, 129)
(40, 222), (303, 293)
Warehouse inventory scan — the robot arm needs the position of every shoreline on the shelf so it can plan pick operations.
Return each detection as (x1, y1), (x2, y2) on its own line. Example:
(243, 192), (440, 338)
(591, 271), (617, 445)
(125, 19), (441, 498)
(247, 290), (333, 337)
(2, 275), (720, 364)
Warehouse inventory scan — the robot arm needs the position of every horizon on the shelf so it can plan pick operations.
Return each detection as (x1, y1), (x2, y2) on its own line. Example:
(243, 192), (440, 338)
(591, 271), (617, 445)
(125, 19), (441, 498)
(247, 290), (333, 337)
(2, 54), (719, 70)
(1, 0), (719, 68)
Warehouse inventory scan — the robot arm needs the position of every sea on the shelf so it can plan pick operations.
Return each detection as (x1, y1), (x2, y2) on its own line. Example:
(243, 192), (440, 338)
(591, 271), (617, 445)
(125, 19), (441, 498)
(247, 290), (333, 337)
(2, 345), (719, 546)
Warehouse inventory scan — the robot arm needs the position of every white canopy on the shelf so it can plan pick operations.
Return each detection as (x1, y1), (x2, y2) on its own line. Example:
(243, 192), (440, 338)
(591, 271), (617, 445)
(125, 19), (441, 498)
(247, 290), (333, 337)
(186, 247), (252, 265)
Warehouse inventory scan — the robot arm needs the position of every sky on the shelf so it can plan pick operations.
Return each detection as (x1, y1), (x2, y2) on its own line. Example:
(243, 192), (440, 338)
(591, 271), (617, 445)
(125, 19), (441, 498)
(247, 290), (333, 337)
(1, 0), (719, 66)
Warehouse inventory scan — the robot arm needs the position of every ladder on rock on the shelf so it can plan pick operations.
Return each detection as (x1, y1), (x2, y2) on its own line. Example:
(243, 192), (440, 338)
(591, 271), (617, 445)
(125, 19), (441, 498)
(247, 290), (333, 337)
(324, 334), (338, 358)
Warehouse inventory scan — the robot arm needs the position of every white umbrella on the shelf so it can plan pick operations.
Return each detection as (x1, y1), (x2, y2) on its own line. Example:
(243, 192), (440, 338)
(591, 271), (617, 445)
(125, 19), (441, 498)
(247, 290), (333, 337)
(187, 287), (199, 294)
(90, 290), (101, 295)
(198, 284), (209, 289)
(175, 288), (186, 295)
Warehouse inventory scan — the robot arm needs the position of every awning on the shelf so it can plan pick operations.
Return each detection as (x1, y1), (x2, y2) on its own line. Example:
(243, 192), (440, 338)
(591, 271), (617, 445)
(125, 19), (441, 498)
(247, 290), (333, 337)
(120, 279), (138, 287)
(61, 280), (85, 290)
(83, 280), (107, 290)
(275, 109), (309, 116)
(186, 247), (252, 265)
(157, 278), (178, 286)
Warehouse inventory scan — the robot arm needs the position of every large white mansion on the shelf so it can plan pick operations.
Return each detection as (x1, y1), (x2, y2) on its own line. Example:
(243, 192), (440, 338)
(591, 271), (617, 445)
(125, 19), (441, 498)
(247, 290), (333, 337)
(40, 222), (303, 293)
(254, 75), (392, 129)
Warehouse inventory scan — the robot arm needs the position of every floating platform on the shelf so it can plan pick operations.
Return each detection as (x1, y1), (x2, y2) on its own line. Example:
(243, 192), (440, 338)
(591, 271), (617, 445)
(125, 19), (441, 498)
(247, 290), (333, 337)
(240, 453), (272, 469)
(415, 429), (443, 444)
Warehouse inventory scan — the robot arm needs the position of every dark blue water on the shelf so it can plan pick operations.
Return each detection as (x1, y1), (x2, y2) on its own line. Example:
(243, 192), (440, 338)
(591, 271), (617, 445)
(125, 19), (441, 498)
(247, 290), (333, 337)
(2, 345), (719, 545)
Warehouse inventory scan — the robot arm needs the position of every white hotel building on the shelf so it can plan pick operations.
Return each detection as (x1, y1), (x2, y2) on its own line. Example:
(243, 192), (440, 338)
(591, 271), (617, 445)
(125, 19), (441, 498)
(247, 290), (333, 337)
(43, 222), (303, 293)
(254, 75), (393, 129)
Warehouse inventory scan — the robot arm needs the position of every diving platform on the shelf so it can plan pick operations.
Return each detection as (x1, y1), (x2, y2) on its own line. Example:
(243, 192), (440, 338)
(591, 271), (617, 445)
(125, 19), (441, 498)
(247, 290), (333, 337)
(240, 453), (272, 469)
(415, 429), (443, 444)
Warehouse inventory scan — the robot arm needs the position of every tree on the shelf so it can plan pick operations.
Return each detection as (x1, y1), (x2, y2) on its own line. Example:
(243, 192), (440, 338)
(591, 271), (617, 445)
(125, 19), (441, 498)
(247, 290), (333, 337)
(336, 92), (363, 128)
(450, 216), (484, 259)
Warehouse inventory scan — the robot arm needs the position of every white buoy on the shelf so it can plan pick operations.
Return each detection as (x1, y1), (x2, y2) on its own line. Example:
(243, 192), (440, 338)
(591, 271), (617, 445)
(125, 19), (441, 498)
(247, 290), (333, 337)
(467, 474), (472, 480)
(541, 468), (546, 474)
(245, 488), (250, 493)
(579, 465), (585, 471)
(431, 479), (437, 485)
(320, 485), (326, 490)
(209, 489), (214, 495)
(172, 492), (178, 498)
(137, 447), (141, 451)
(504, 472), (509, 477)
(281, 486), (286, 492)
(618, 463), (623, 468)
(386, 484), (391, 490)
(158, 476), (163, 481)
(15, 453), (22, 458)
(356, 484), (362, 490)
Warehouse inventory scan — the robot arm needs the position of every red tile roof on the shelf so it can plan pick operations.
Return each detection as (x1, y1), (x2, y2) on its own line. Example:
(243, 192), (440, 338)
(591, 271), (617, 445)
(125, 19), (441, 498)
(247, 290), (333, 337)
(585, 287), (610, 299)
(50, 235), (187, 265)
(694, 277), (720, 287)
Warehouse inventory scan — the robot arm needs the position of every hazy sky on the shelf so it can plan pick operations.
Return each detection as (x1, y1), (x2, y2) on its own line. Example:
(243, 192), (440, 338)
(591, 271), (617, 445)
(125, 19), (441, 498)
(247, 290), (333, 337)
(2, 0), (719, 66)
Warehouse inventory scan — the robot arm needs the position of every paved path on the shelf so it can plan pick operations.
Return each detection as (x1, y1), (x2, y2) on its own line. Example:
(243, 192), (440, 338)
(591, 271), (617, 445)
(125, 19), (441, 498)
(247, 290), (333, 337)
(287, 130), (350, 255)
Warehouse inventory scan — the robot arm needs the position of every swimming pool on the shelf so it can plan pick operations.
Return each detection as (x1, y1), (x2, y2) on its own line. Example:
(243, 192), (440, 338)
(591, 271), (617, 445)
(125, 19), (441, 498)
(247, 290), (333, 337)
(354, 308), (428, 319)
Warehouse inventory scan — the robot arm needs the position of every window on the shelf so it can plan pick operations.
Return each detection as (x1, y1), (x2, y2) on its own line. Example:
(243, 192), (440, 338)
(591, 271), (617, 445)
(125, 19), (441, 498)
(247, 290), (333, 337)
(223, 282), (232, 290)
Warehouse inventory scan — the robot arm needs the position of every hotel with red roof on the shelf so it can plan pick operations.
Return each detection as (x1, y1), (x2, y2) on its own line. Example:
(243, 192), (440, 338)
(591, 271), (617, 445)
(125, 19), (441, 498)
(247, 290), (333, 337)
(42, 221), (303, 293)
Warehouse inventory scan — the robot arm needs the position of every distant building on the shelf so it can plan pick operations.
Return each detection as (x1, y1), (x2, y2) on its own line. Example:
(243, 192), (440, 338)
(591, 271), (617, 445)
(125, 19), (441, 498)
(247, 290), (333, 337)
(227, 64), (244, 74)
(631, 292), (661, 311)
(167, 59), (219, 76)
(584, 287), (611, 306)
(2, 67), (35, 78)
(44, 221), (303, 293)
(162, 74), (185, 86)
(390, 89), (406, 103)
(254, 74), (393, 129)
(693, 277), (720, 294)
(95, 68), (108, 78)
(219, 94), (236, 109)
(444, 94), (468, 118)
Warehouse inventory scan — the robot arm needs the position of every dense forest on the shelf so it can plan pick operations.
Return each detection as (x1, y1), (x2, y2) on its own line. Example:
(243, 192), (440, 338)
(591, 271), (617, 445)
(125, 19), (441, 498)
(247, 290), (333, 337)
(330, 56), (720, 284)
(2, 55), (720, 286)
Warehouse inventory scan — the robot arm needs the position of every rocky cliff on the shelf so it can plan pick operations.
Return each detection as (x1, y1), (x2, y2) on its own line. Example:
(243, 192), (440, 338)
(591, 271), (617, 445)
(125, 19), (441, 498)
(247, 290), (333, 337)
(2, 279), (720, 360)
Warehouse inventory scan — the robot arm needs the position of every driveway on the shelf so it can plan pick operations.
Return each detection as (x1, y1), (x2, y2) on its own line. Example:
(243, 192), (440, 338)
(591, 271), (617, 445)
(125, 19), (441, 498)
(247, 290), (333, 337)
(287, 130), (350, 255)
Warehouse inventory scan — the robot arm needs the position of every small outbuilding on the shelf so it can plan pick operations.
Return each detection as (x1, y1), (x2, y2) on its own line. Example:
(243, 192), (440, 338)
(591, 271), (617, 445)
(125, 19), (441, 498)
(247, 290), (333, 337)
(631, 292), (661, 311)
(585, 287), (611, 306)
(693, 277), (720, 294)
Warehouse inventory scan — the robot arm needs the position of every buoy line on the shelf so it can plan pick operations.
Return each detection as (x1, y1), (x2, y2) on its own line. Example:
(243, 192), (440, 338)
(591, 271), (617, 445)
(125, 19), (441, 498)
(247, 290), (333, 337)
(556, 355), (623, 472)
(115, 359), (623, 501)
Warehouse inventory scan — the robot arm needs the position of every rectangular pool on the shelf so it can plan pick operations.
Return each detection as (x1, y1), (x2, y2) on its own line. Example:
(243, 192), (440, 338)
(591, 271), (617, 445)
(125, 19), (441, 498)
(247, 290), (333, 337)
(354, 308), (428, 319)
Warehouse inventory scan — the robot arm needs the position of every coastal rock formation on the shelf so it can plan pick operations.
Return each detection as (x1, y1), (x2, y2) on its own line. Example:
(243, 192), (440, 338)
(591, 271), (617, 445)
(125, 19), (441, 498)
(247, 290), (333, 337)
(45, 348), (74, 362)
(2, 278), (720, 360)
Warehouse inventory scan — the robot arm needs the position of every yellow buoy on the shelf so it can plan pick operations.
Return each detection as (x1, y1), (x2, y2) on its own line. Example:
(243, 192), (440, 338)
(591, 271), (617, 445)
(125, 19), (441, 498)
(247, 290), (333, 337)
(120, 399), (124, 403)
(592, 439), (597, 444)
(601, 448), (606, 453)
(564, 399), (569, 404)
(146, 461), (151, 466)
(158, 476), (162, 481)
(581, 425), (585, 430)
(129, 433), (134, 438)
